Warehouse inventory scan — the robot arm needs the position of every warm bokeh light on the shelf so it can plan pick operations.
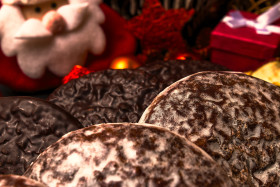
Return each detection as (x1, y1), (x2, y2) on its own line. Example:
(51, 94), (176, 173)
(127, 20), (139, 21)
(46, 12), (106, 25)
(250, 60), (280, 86)
(110, 56), (140, 69)
(176, 54), (187, 60)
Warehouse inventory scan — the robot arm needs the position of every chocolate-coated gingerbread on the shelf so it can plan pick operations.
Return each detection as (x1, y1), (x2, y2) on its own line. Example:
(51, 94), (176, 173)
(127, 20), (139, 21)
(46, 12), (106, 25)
(0, 96), (83, 175)
(48, 69), (166, 127)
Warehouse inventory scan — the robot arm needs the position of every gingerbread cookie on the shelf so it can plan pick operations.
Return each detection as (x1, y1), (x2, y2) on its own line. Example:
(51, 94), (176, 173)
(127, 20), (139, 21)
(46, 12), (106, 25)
(0, 96), (83, 175)
(140, 71), (280, 186)
(48, 69), (166, 127)
(0, 175), (47, 187)
(138, 59), (229, 87)
(24, 123), (235, 186)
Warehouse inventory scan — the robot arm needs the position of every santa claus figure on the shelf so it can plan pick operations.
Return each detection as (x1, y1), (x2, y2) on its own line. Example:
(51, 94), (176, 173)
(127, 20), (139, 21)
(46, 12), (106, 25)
(0, 0), (136, 91)
(0, 0), (106, 79)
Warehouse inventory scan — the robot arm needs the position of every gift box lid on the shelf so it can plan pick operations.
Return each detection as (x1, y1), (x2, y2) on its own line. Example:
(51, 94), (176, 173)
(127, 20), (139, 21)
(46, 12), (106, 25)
(211, 11), (280, 60)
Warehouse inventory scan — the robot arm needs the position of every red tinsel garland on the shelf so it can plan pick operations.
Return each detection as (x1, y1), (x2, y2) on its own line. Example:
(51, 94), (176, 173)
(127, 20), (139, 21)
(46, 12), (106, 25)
(62, 65), (92, 84)
(125, 0), (195, 58)
(63, 0), (197, 83)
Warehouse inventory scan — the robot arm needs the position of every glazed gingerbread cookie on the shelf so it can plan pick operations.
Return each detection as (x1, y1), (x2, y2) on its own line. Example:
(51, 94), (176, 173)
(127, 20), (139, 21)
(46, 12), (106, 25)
(24, 123), (235, 186)
(140, 71), (280, 186)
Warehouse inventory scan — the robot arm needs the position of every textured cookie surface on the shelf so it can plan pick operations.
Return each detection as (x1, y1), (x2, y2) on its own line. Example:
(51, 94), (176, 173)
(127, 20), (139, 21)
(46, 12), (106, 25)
(0, 175), (47, 187)
(138, 60), (229, 88)
(24, 123), (235, 187)
(48, 69), (166, 127)
(0, 96), (83, 175)
(139, 71), (280, 186)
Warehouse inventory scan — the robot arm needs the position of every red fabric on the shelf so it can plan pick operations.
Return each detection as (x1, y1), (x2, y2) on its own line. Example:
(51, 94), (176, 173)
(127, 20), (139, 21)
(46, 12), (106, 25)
(210, 11), (280, 71)
(0, 51), (62, 92)
(0, 3), (137, 92)
(86, 4), (137, 71)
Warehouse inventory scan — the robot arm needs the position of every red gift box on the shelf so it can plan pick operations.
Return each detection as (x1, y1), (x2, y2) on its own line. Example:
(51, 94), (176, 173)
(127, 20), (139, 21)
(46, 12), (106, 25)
(210, 11), (280, 71)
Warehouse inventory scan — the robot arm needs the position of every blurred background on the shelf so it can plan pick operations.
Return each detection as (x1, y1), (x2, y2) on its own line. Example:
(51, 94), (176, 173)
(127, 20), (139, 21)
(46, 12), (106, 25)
(0, 0), (279, 97)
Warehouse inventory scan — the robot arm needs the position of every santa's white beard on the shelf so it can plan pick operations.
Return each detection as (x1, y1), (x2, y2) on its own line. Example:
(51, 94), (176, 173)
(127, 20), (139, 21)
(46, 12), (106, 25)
(0, 0), (105, 79)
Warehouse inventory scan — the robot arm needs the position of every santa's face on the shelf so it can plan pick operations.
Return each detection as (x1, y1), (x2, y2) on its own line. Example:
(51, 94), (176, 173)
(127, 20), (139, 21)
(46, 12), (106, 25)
(0, 0), (105, 79)
(20, 0), (68, 20)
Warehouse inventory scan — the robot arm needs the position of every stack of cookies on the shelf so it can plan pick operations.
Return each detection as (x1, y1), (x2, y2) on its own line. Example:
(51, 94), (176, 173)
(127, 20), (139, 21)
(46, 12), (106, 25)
(1, 59), (279, 186)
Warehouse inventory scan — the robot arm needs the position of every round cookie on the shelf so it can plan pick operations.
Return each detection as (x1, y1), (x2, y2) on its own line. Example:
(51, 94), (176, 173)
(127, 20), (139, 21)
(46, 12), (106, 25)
(0, 96), (83, 175)
(24, 123), (235, 186)
(47, 69), (166, 127)
(0, 175), (47, 187)
(138, 59), (229, 88)
(139, 71), (280, 186)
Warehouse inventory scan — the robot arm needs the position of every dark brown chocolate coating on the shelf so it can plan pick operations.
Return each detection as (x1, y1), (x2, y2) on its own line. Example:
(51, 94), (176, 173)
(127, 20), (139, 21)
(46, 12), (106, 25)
(0, 175), (47, 187)
(138, 60), (229, 88)
(47, 69), (166, 127)
(140, 71), (280, 186)
(0, 96), (83, 175)
(24, 123), (235, 186)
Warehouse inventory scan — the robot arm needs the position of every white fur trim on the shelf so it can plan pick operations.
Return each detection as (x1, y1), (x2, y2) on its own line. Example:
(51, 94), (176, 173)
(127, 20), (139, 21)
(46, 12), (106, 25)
(0, 0), (106, 79)
(15, 19), (52, 39)
(57, 3), (88, 31)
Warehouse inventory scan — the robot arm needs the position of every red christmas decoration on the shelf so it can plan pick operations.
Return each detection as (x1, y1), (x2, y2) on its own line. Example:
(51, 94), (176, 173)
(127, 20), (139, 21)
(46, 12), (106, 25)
(62, 65), (92, 84)
(126, 0), (194, 59)
(0, 3), (137, 92)
(63, 55), (143, 84)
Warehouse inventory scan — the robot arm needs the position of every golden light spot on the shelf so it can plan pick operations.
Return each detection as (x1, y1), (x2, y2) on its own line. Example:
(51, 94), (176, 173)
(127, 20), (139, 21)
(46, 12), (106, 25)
(110, 56), (140, 69)
(250, 60), (280, 86)
(176, 54), (187, 60)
